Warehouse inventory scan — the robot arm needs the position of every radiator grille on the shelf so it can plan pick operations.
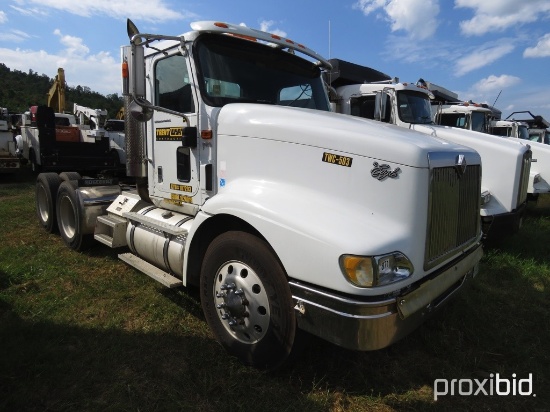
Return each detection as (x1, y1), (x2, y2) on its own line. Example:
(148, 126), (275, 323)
(425, 164), (481, 270)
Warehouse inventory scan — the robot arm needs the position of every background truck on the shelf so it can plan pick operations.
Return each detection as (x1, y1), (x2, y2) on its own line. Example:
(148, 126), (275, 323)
(104, 118), (126, 166)
(15, 106), (117, 173)
(14, 69), (119, 174)
(504, 111), (550, 144)
(432, 100), (550, 199)
(35, 20), (483, 369)
(0, 107), (21, 173)
(326, 59), (531, 238)
(74, 103), (126, 168)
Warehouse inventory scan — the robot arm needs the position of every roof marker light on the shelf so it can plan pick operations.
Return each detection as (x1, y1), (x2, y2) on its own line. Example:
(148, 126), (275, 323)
(214, 22), (229, 28)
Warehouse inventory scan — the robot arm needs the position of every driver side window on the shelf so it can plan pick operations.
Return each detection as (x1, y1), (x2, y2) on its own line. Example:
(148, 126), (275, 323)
(155, 54), (195, 113)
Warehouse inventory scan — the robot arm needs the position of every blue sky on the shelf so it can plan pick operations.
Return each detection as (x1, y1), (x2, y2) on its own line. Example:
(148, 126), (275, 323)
(1, 0), (550, 120)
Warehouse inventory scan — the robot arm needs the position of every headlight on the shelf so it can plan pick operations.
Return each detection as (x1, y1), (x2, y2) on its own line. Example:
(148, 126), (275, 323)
(339, 252), (414, 287)
(480, 190), (491, 206)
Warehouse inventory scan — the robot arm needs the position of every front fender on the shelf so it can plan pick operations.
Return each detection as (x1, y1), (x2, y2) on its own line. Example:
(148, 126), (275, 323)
(198, 177), (420, 296)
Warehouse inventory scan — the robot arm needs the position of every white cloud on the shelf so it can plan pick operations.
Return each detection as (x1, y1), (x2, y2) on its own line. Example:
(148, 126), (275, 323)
(54, 29), (89, 56)
(12, 0), (196, 22)
(454, 43), (514, 76)
(382, 34), (452, 67)
(456, 0), (550, 36)
(471, 74), (521, 94)
(9, 5), (49, 18)
(259, 20), (287, 38)
(354, 0), (440, 39)
(0, 11), (8, 24)
(0, 28), (120, 96)
(524, 33), (550, 58)
(0, 29), (31, 43)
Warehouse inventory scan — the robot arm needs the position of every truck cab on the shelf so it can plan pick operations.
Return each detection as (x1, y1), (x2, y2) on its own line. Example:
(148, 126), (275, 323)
(504, 111), (550, 145)
(436, 102), (493, 133)
(37, 21), (484, 369)
(435, 105), (550, 199)
(491, 119), (531, 140)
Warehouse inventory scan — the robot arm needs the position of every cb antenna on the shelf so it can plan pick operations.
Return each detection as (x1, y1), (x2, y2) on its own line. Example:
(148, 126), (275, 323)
(492, 90), (502, 107)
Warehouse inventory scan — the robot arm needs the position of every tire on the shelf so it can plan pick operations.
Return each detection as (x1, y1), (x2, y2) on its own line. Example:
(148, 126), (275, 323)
(56, 180), (92, 251)
(200, 231), (296, 370)
(59, 172), (81, 182)
(36, 172), (62, 233)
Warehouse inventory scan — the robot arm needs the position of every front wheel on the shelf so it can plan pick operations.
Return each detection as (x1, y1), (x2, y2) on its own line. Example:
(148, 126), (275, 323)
(200, 231), (296, 370)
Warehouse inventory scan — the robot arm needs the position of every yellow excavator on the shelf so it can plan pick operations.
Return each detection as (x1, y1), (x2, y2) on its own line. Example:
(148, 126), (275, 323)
(47, 68), (66, 113)
(115, 106), (124, 120)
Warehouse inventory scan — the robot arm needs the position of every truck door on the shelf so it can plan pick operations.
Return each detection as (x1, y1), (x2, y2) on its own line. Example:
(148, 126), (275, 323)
(149, 51), (201, 209)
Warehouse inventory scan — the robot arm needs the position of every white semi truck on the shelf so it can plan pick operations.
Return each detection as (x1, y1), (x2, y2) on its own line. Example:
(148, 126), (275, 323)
(0, 107), (21, 173)
(327, 59), (532, 238)
(35, 20), (484, 369)
(435, 103), (550, 199)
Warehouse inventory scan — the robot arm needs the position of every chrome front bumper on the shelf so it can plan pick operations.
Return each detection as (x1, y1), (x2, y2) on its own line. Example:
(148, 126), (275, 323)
(290, 243), (483, 351)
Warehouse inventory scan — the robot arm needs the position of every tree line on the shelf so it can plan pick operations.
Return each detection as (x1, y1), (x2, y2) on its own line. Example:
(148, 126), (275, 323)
(0, 63), (124, 119)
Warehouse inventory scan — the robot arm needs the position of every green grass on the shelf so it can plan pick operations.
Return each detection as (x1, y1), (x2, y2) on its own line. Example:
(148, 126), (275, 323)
(1, 168), (549, 411)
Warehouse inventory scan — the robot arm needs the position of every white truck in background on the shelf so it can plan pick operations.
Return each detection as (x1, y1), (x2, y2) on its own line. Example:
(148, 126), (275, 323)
(104, 118), (126, 166)
(434, 101), (550, 200)
(73, 103), (126, 168)
(0, 107), (21, 173)
(35, 20), (484, 369)
(15, 106), (117, 173)
(504, 111), (550, 145)
(326, 59), (531, 239)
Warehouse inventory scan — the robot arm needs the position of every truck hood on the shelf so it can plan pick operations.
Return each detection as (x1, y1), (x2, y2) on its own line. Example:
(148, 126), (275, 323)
(216, 104), (478, 168)
(410, 124), (529, 157)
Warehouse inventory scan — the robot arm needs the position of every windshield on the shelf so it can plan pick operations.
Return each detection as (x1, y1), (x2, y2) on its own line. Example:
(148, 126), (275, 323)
(396, 91), (433, 124)
(439, 112), (466, 128)
(518, 125), (530, 140)
(194, 34), (330, 110)
(470, 111), (488, 132)
(492, 126), (511, 137)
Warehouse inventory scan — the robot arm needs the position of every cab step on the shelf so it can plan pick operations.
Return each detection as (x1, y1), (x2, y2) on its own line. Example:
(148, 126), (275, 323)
(94, 214), (128, 248)
(119, 252), (181, 288)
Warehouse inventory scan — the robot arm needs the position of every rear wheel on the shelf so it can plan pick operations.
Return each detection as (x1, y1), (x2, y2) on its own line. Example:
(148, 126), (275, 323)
(200, 231), (296, 370)
(56, 180), (91, 251)
(36, 173), (62, 233)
